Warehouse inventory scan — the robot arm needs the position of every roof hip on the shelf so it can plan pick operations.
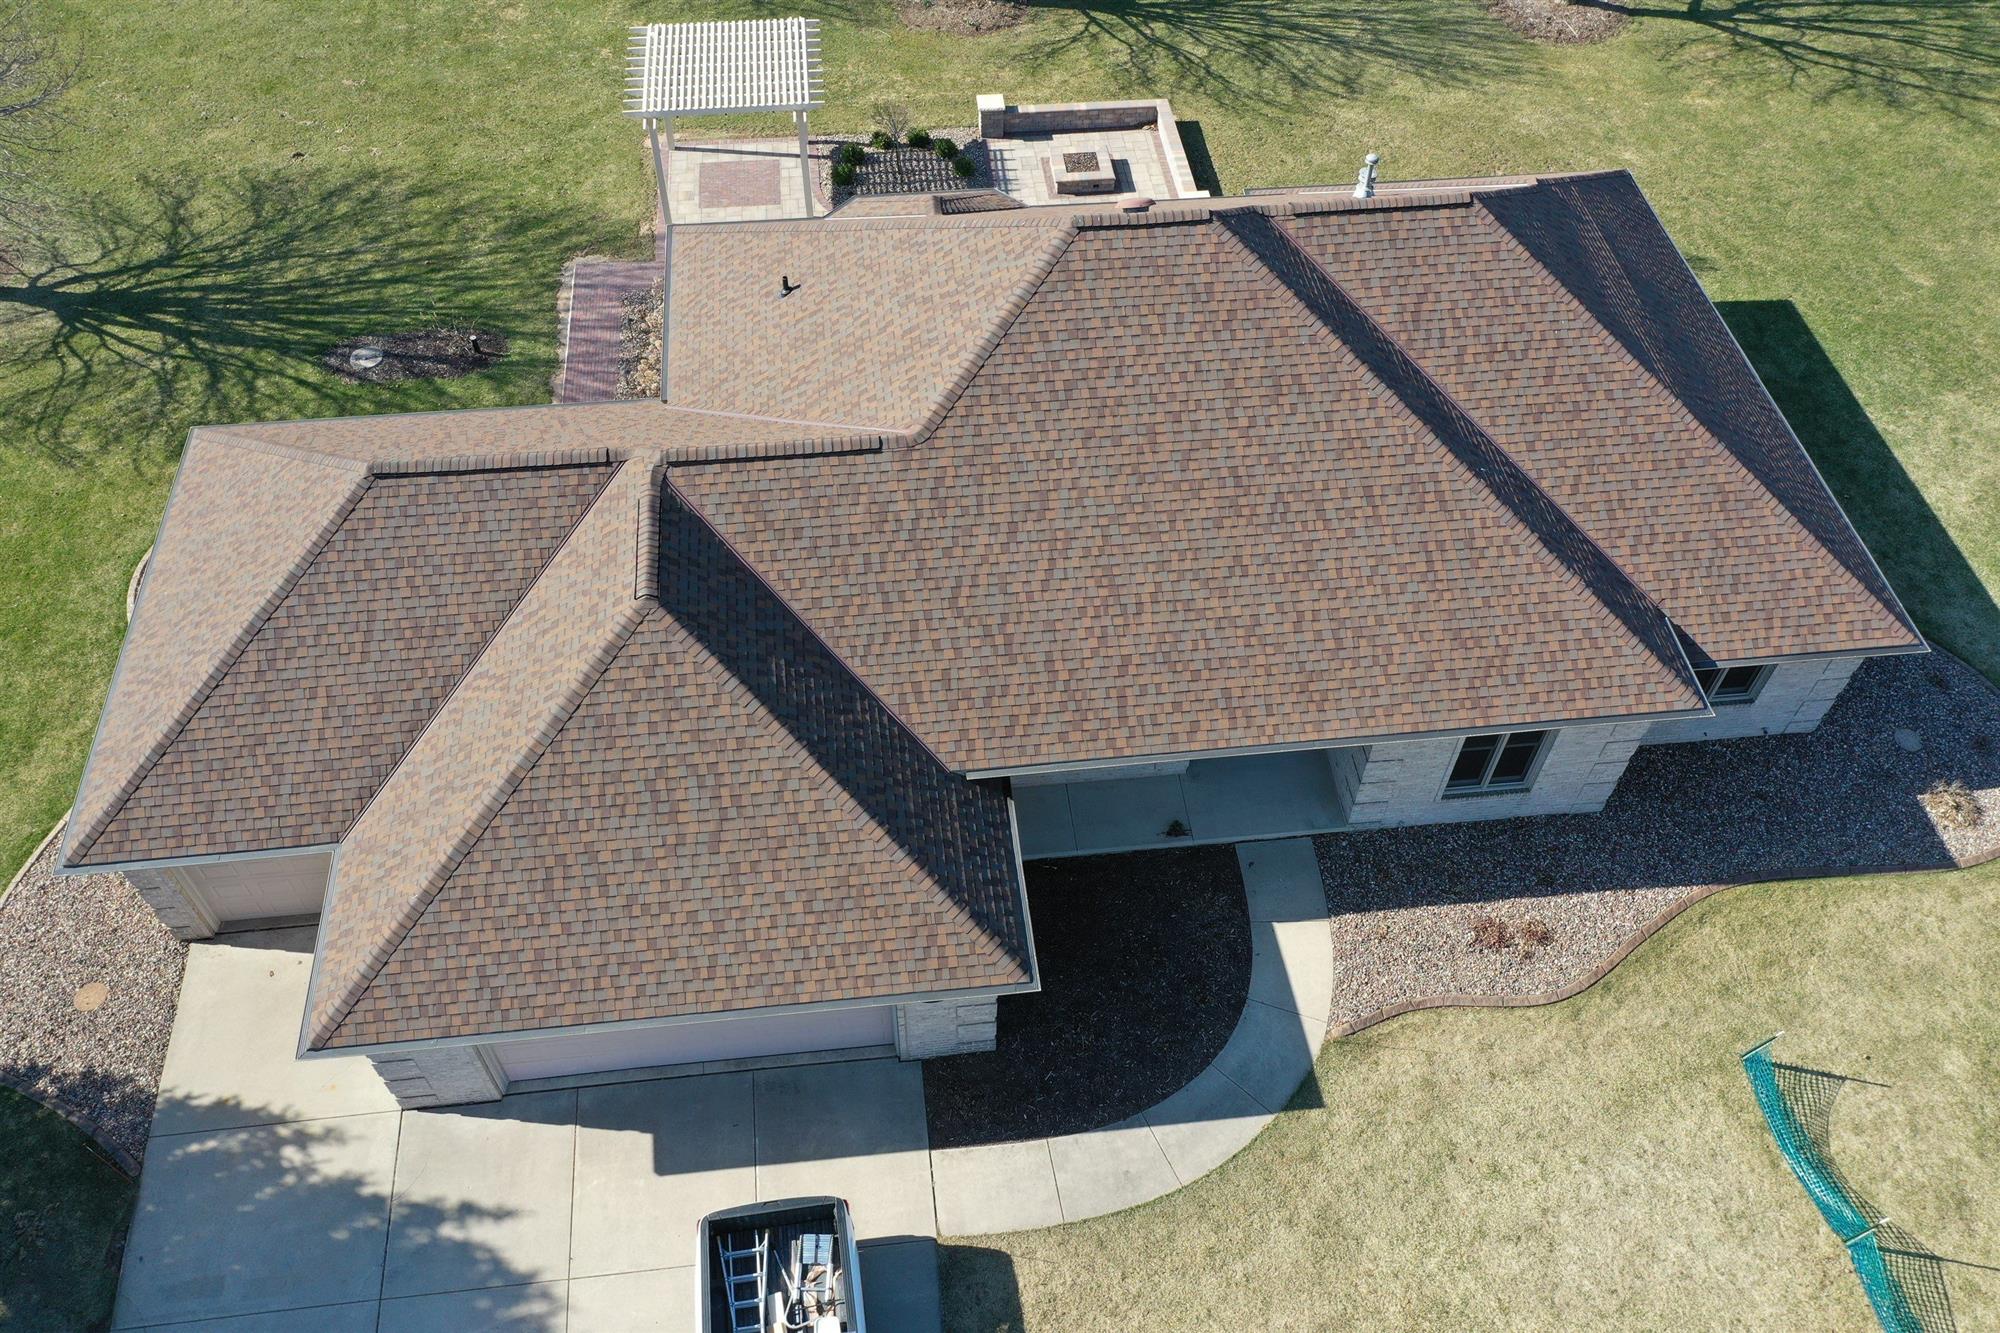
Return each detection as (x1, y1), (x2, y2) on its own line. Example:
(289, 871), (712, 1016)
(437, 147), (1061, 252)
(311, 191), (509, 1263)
(1211, 206), (1698, 696)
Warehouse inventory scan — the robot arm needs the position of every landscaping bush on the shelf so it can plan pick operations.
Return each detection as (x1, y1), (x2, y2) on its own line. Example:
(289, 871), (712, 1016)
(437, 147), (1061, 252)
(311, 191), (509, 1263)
(868, 129), (894, 150)
(1517, 918), (1555, 951)
(931, 137), (957, 159)
(837, 142), (866, 168)
(1469, 914), (1514, 951)
(906, 127), (933, 149)
(831, 161), (857, 188)
(1921, 779), (1984, 830)
(951, 152), (976, 179)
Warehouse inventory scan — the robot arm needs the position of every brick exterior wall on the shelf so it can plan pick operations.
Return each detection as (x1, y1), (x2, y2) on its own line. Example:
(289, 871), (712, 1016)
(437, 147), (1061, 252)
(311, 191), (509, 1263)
(1642, 657), (1866, 745)
(1345, 721), (1653, 829)
(368, 1045), (506, 1109)
(123, 866), (220, 941)
(893, 997), (998, 1060)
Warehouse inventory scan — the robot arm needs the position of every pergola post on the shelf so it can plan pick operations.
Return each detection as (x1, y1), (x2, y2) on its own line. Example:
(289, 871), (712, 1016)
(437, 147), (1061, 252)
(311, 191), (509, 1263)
(646, 116), (674, 403)
(794, 110), (814, 219)
(624, 17), (824, 403)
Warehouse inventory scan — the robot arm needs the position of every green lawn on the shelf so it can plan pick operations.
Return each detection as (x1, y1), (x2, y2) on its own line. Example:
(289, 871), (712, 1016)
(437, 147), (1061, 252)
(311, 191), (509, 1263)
(943, 863), (2000, 1330)
(0, 1089), (134, 1331)
(3, 1), (1997, 879)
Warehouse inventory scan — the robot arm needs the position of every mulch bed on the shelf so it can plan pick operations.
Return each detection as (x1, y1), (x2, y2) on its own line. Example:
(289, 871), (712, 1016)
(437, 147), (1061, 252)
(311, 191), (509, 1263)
(1488, 0), (1630, 43)
(620, 281), (663, 401)
(847, 143), (984, 197)
(1315, 651), (2000, 1031)
(0, 830), (184, 1167)
(321, 327), (508, 383)
(924, 844), (1251, 1149)
(896, 0), (1027, 34)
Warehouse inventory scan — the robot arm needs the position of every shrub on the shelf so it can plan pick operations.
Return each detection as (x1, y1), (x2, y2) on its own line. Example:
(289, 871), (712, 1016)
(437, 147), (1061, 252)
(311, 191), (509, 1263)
(831, 161), (857, 188)
(931, 137), (957, 159)
(1516, 918), (1555, 951)
(1468, 914), (1514, 952)
(868, 129), (895, 150)
(837, 142), (866, 167)
(906, 127), (933, 149)
(951, 152), (976, 179)
(870, 99), (911, 145)
(1920, 779), (1984, 830)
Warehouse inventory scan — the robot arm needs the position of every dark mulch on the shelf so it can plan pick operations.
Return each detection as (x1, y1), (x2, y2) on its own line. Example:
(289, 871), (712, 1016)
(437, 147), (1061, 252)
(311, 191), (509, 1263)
(1488, 0), (1630, 43)
(923, 844), (1250, 1149)
(897, 0), (1027, 34)
(849, 145), (979, 196)
(321, 327), (508, 383)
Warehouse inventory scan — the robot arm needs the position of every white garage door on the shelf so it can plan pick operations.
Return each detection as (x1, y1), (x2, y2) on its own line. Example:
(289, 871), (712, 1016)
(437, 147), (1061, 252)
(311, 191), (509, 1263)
(492, 1005), (896, 1083)
(171, 852), (331, 926)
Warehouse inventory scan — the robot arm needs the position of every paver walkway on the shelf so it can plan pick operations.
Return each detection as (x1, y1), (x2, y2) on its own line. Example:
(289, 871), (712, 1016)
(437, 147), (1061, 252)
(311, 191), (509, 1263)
(931, 838), (1332, 1233)
(113, 934), (940, 1332)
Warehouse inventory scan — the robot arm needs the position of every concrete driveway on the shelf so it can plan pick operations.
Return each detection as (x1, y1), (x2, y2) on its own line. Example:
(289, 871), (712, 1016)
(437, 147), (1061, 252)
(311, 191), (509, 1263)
(113, 932), (940, 1331)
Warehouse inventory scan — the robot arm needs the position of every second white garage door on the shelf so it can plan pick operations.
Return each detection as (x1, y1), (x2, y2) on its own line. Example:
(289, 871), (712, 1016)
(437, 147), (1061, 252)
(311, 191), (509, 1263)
(491, 1004), (896, 1083)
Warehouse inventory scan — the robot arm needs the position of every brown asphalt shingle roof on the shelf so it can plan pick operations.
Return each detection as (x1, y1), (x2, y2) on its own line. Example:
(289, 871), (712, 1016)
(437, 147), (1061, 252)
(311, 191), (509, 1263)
(311, 481), (1027, 1049)
(672, 207), (1705, 772)
(1283, 172), (1916, 661)
(70, 464), (612, 865)
(65, 168), (1916, 1052)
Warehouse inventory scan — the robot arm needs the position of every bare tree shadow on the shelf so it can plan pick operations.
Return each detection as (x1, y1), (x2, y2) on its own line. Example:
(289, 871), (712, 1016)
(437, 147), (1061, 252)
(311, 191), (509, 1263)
(1, 1061), (567, 1331)
(0, 167), (598, 465)
(1019, 0), (1520, 110)
(1592, 0), (1999, 114)
(1770, 1061), (1960, 1333)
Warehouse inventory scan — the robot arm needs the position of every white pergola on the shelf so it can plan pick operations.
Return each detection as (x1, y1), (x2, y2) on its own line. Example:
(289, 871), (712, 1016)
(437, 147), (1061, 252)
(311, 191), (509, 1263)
(624, 18), (825, 224)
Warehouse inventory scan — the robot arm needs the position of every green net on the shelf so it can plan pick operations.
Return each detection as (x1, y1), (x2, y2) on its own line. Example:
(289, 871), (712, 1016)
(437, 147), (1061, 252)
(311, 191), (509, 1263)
(1742, 1043), (1922, 1333)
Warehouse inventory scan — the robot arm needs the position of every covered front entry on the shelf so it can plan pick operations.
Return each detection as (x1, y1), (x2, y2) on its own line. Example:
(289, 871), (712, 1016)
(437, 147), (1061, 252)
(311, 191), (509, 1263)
(1012, 747), (1363, 858)
(490, 1003), (896, 1084)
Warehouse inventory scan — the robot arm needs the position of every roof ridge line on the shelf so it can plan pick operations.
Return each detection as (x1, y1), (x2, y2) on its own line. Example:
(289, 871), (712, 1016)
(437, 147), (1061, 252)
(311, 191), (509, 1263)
(196, 427), (372, 473)
(67, 470), (375, 863)
(903, 223), (1080, 444)
(309, 597), (658, 1050)
(316, 461), (627, 860)
(1471, 187), (1907, 625)
(1212, 208), (1699, 700)
(650, 402), (901, 435)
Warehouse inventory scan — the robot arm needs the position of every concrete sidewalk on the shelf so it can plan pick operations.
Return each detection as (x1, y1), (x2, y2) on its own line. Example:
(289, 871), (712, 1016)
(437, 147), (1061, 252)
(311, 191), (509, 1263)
(931, 838), (1331, 1234)
(113, 936), (939, 1331)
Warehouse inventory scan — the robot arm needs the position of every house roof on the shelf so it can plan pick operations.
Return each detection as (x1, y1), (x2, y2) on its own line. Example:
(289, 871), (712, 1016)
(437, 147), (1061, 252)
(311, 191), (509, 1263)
(671, 202), (1709, 773)
(309, 480), (1028, 1049)
(63, 169), (1916, 1052)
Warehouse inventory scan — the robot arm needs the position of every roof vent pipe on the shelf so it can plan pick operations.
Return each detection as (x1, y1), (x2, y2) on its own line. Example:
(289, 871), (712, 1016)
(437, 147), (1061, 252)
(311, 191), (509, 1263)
(1353, 152), (1380, 200)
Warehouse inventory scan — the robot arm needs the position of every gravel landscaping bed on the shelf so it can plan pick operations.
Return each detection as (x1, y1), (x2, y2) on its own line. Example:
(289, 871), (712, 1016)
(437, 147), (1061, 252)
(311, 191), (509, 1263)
(1315, 651), (2000, 1032)
(924, 845), (1250, 1149)
(0, 828), (184, 1167)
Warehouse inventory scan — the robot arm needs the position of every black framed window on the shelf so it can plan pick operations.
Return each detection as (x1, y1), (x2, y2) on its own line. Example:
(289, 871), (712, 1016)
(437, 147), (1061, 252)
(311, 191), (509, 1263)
(1444, 729), (1550, 794)
(1694, 664), (1770, 705)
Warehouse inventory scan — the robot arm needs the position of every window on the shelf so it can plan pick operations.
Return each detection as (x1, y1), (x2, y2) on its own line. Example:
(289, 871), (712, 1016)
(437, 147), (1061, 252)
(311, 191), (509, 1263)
(1694, 664), (1769, 706)
(1444, 729), (1550, 794)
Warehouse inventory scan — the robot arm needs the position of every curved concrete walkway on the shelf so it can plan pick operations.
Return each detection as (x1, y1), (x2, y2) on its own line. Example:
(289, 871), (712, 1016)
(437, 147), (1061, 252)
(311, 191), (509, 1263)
(931, 838), (1331, 1234)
